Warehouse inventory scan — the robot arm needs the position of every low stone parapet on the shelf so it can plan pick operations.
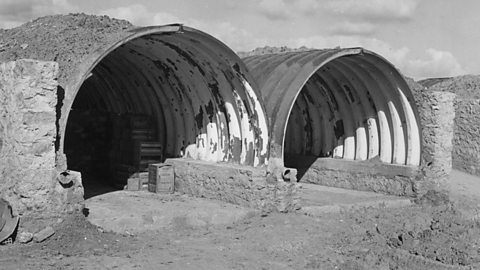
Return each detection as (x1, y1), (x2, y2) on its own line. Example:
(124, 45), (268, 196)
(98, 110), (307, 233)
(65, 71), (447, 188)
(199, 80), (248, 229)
(165, 158), (299, 212)
(287, 156), (419, 196)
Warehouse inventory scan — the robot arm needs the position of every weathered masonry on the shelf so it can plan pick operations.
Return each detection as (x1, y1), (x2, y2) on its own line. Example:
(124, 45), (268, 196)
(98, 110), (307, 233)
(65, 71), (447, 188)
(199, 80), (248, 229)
(419, 76), (480, 178)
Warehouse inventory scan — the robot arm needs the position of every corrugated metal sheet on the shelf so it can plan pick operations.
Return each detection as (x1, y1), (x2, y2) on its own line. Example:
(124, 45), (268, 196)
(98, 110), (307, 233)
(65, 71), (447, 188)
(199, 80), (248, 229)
(65, 25), (269, 167)
(243, 48), (421, 167)
(0, 16), (269, 168)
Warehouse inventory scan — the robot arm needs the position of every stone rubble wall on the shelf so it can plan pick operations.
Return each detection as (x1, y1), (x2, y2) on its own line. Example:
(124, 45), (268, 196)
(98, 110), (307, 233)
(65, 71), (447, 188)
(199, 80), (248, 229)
(290, 157), (418, 196)
(453, 99), (480, 177)
(165, 158), (299, 212)
(0, 59), (83, 218)
(414, 91), (456, 194)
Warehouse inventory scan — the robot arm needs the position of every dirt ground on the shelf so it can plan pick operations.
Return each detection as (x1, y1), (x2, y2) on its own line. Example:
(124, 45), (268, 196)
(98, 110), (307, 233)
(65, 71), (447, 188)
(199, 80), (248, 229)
(2, 187), (480, 270)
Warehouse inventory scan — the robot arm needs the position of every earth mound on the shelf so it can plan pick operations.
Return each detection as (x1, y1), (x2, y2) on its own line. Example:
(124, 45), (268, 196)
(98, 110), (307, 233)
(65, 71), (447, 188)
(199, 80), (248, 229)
(420, 75), (480, 99)
(237, 45), (313, 58)
(0, 13), (133, 85)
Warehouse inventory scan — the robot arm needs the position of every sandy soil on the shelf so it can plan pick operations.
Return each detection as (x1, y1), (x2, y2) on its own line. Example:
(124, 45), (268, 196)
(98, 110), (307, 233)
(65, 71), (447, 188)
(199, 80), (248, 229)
(1, 189), (480, 270)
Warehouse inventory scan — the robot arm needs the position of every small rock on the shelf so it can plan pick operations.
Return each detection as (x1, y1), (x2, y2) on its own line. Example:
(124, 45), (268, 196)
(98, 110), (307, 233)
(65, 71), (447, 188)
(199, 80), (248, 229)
(33, 226), (55, 243)
(20, 43), (28, 49)
(18, 232), (33, 244)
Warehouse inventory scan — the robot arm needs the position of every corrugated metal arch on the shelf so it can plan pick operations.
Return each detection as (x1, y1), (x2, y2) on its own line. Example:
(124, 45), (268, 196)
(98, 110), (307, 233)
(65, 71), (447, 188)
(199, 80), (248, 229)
(0, 15), (269, 169)
(243, 48), (421, 170)
(60, 25), (269, 168)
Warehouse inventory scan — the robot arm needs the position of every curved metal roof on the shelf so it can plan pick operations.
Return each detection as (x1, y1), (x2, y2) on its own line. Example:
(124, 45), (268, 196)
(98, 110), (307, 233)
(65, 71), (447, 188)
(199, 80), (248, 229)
(0, 15), (269, 168)
(243, 48), (421, 167)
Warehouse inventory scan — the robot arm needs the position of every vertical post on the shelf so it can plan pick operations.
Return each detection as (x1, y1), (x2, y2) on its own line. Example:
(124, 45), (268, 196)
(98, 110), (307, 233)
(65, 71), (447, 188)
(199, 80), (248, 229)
(416, 90), (456, 194)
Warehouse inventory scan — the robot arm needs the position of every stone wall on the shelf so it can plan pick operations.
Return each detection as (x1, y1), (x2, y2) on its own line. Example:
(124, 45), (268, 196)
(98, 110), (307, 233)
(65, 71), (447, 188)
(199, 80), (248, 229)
(0, 59), (83, 218)
(165, 158), (299, 212)
(417, 76), (480, 178)
(415, 91), (456, 193)
(453, 99), (480, 176)
(289, 157), (419, 196)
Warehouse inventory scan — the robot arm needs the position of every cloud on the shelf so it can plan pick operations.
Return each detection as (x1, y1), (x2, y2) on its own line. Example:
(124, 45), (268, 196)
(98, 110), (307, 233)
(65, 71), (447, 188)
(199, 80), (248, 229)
(258, 0), (292, 20)
(329, 22), (376, 36)
(289, 0), (320, 16)
(257, 0), (324, 20)
(100, 4), (181, 26)
(0, 0), (79, 28)
(327, 0), (418, 22)
(254, 0), (418, 37)
(99, 4), (265, 52)
(284, 35), (465, 79)
(400, 48), (466, 79)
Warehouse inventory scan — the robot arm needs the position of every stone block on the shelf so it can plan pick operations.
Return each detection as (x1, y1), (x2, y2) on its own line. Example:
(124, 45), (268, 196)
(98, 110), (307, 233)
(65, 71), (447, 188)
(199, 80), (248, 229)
(33, 226), (55, 243)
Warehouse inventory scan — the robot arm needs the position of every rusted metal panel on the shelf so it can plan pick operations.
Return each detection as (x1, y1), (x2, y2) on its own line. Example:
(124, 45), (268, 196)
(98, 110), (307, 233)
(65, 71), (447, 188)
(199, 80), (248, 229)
(0, 14), (269, 168)
(243, 48), (421, 168)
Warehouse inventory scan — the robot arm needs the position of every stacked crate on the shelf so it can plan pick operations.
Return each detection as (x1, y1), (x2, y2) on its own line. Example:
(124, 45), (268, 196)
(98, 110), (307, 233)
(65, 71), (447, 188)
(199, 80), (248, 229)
(109, 114), (163, 187)
(133, 141), (163, 171)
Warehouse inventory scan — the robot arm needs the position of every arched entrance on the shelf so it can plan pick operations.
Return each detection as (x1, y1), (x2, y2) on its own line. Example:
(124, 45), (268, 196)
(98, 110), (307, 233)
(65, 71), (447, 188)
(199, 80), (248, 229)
(60, 26), (268, 197)
(243, 48), (421, 183)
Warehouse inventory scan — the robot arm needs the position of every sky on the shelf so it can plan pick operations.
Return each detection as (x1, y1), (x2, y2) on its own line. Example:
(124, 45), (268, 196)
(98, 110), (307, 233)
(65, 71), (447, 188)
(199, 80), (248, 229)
(0, 0), (478, 80)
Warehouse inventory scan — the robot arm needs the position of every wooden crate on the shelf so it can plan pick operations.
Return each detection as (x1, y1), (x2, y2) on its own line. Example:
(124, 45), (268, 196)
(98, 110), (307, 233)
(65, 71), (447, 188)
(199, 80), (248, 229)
(127, 171), (149, 191)
(148, 163), (174, 194)
(133, 141), (163, 171)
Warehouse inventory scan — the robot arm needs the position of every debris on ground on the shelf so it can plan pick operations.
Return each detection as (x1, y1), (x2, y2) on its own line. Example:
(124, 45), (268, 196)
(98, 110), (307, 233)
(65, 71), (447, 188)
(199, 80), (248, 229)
(33, 226), (55, 243)
(17, 232), (33, 244)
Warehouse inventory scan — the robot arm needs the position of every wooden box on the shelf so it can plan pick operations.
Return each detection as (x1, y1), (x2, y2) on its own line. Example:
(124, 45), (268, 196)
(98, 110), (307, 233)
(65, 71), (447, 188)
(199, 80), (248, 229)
(127, 177), (141, 191)
(148, 164), (174, 193)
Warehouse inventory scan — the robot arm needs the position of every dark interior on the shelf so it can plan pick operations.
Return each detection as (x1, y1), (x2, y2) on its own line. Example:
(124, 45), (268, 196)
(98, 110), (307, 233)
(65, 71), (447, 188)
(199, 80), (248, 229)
(63, 33), (263, 198)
